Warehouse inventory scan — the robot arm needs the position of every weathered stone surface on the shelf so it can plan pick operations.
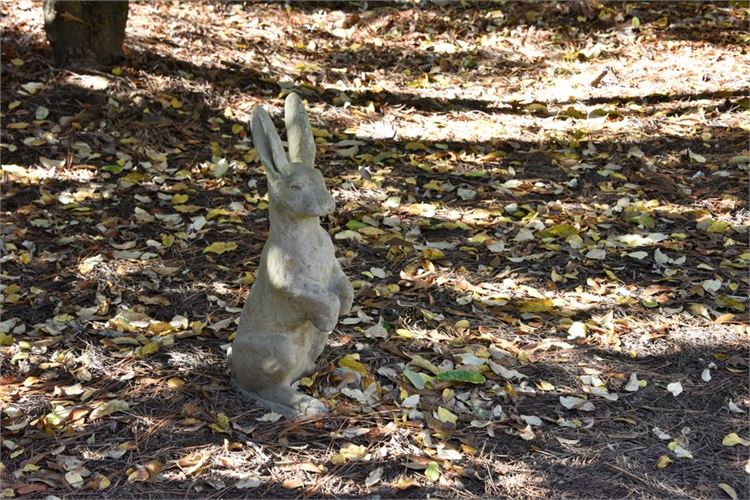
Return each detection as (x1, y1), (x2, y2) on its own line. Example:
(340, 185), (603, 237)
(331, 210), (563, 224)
(230, 93), (353, 417)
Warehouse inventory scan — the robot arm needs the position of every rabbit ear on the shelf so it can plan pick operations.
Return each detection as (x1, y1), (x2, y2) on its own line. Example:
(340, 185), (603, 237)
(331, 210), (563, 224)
(284, 93), (316, 168)
(251, 105), (289, 177)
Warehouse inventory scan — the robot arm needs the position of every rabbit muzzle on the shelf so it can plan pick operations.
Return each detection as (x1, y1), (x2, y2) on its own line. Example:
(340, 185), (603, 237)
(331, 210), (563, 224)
(321, 195), (335, 215)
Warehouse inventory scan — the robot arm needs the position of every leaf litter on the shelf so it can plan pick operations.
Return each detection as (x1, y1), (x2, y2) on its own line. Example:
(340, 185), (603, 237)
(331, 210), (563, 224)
(0, 1), (748, 499)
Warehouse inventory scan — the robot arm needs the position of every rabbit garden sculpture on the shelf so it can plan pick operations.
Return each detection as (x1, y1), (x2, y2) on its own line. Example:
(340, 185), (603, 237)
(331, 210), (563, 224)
(231, 93), (353, 417)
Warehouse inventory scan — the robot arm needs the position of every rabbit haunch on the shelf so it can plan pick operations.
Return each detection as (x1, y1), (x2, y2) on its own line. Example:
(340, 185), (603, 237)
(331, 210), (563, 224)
(230, 93), (353, 418)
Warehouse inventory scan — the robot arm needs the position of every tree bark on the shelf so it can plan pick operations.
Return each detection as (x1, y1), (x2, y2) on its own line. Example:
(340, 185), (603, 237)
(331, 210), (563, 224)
(43, 0), (129, 67)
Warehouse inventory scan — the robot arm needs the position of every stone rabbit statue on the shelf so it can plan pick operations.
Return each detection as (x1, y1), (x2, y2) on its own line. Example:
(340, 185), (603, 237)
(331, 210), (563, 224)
(231, 93), (353, 417)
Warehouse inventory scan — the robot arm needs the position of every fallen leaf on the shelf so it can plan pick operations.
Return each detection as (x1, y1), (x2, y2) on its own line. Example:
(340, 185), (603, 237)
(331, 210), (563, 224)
(393, 477), (421, 490)
(722, 433), (750, 447)
(560, 396), (595, 411)
(65, 470), (84, 488)
(364, 318), (388, 339)
(435, 406), (458, 424)
(653, 427), (672, 440)
(656, 455), (672, 468)
(666, 382), (683, 397)
(339, 443), (367, 460)
(90, 399), (129, 420)
(235, 478), (262, 489)
(718, 483), (738, 500)
(668, 441), (693, 459)
(624, 373), (640, 392)
(567, 321), (587, 340)
(365, 467), (383, 487)
(435, 370), (485, 384)
(424, 461), (440, 482)
(79, 254), (104, 274)
(203, 241), (238, 254)
(520, 415), (542, 426)
(728, 401), (745, 414)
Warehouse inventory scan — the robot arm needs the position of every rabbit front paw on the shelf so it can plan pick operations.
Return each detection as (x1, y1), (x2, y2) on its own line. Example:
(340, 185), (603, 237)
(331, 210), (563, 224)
(338, 283), (353, 317)
(310, 293), (340, 332)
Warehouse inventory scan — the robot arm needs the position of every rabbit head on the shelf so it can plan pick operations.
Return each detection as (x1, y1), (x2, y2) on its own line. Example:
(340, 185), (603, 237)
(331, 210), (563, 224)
(251, 93), (334, 217)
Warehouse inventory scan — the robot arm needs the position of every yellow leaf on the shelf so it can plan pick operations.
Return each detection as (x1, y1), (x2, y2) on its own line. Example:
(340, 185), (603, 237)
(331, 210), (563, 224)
(330, 454), (346, 465)
(537, 380), (555, 391)
(454, 319), (470, 329)
(518, 299), (554, 313)
(147, 321), (171, 334)
(461, 443), (477, 454)
(161, 233), (175, 248)
(393, 477), (421, 490)
(358, 226), (385, 236)
(207, 208), (233, 220)
(172, 194), (189, 204)
(505, 381), (518, 398)
(422, 248), (445, 260)
(208, 423), (229, 434)
(714, 313), (735, 324)
(240, 272), (255, 285)
(231, 124), (244, 135)
(339, 354), (368, 375)
(215, 412), (230, 430)
(96, 474), (111, 489)
(395, 328), (415, 339)
(656, 455), (672, 468)
(436, 406), (457, 424)
(167, 377), (185, 389)
(90, 399), (129, 420)
(137, 341), (160, 358)
(0, 332), (15, 346)
(127, 468), (150, 482)
(122, 172), (148, 183)
(410, 354), (440, 375)
(203, 241), (238, 255)
(652, 16), (669, 28)
(311, 126), (331, 139)
(722, 433), (750, 447)
(173, 204), (201, 213)
(706, 221), (730, 233)
(111, 67), (123, 76)
(171, 98), (183, 109)
(339, 443), (367, 460)
(405, 141), (427, 151)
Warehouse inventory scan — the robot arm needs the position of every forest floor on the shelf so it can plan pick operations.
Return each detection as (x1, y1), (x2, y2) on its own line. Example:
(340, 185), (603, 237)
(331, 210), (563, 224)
(1, 1), (749, 498)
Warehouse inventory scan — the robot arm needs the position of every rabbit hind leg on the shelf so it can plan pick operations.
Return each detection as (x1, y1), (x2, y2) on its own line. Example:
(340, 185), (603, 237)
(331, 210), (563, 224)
(230, 332), (293, 391)
(231, 333), (327, 417)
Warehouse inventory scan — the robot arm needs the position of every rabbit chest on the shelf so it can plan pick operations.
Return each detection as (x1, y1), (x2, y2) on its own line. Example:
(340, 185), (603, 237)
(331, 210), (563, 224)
(268, 226), (335, 284)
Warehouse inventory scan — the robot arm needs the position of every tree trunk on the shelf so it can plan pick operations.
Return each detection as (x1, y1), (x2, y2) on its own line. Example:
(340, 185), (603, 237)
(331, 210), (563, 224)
(43, 0), (129, 67)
